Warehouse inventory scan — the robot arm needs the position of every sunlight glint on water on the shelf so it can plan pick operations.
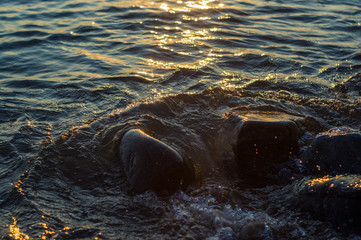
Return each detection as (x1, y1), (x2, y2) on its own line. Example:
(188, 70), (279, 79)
(0, 0), (361, 238)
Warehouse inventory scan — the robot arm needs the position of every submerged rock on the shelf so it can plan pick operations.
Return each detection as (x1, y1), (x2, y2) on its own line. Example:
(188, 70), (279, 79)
(234, 120), (299, 185)
(293, 175), (361, 233)
(119, 129), (193, 194)
(239, 221), (273, 240)
(301, 128), (361, 176)
(332, 72), (361, 99)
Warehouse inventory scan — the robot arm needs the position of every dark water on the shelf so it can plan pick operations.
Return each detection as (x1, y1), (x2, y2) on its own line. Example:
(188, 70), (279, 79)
(1, 0), (361, 239)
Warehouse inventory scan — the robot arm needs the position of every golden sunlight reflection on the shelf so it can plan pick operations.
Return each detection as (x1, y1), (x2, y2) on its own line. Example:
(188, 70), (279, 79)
(159, 0), (224, 13)
(11, 171), (28, 196)
(308, 176), (333, 187)
(109, 0), (231, 80)
(9, 218), (29, 240)
(307, 175), (361, 189)
(12, 180), (24, 195)
(186, 0), (213, 10)
(147, 53), (216, 70)
(179, 29), (217, 45)
(30, 215), (73, 239)
(137, 0), (226, 78)
(38, 221), (56, 239)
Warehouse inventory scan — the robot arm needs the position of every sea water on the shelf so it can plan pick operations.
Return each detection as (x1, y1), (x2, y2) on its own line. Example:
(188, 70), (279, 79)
(1, 0), (361, 239)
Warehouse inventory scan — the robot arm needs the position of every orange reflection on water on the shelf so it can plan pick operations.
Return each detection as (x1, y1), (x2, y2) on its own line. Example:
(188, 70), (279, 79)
(118, 0), (227, 80)
(185, 0), (213, 10)
(183, 15), (211, 21)
(38, 222), (57, 239)
(9, 218), (29, 240)
(179, 29), (217, 45)
(308, 176), (333, 187)
(12, 180), (24, 195)
(159, 0), (223, 13)
(307, 175), (361, 189)
(147, 53), (216, 70)
(153, 0), (222, 49)
(11, 171), (29, 196)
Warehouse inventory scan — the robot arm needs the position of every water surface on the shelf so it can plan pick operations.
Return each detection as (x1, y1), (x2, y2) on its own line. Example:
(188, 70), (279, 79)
(1, 0), (361, 239)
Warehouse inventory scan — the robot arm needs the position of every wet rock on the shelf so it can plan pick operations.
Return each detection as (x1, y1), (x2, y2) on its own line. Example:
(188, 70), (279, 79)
(332, 73), (361, 99)
(296, 116), (325, 135)
(301, 128), (361, 175)
(234, 120), (299, 185)
(119, 129), (193, 194)
(293, 175), (361, 233)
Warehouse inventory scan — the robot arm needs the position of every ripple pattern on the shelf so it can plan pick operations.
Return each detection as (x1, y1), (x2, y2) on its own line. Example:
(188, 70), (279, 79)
(1, 0), (361, 239)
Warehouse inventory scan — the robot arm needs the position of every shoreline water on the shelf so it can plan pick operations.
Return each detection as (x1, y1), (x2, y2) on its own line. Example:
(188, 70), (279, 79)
(1, 0), (361, 238)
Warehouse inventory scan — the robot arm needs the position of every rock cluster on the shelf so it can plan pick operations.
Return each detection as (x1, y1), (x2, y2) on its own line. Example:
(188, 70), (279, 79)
(233, 123), (361, 233)
(293, 127), (361, 232)
(118, 121), (361, 233)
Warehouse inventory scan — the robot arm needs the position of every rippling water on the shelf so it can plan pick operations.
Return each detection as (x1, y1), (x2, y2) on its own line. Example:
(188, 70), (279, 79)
(1, 0), (361, 239)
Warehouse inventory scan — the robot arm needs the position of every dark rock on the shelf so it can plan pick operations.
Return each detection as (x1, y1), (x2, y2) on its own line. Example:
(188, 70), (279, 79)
(119, 129), (193, 194)
(296, 116), (325, 135)
(293, 175), (361, 233)
(234, 120), (299, 185)
(301, 128), (361, 176)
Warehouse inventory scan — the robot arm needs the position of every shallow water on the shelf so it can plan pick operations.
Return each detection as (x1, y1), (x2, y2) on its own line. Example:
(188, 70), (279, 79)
(1, 0), (361, 239)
